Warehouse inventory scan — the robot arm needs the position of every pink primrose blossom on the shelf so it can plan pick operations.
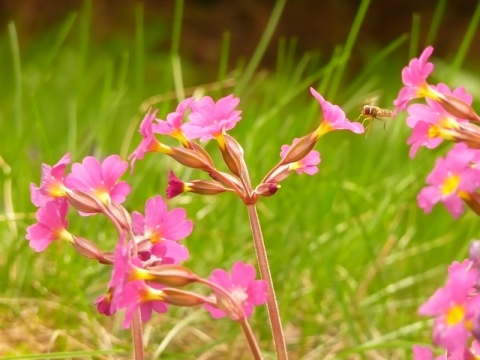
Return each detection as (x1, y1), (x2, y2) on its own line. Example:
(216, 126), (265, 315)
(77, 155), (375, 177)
(417, 143), (480, 218)
(280, 138), (321, 175)
(64, 155), (130, 206)
(95, 291), (115, 316)
(132, 195), (193, 254)
(407, 121), (444, 158)
(412, 346), (435, 360)
(204, 261), (267, 320)
(309, 88), (364, 138)
(166, 171), (186, 199)
(418, 260), (480, 352)
(30, 153), (71, 207)
(26, 199), (73, 252)
(393, 46), (435, 112)
(181, 95), (242, 141)
(129, 109), (166, 170)
(153, 97), (194, 138)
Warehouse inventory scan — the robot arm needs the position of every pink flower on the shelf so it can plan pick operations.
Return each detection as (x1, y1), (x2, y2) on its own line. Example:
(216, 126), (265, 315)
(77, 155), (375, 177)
(64, 155), (131, 206)
(417, 143), (480, 218)
(132, 195), (193, 242)
(26, 199), (74, 252)
(129, 109), (170, 170)
(418, 260), (480, 352)
(393, 46), (436, 112)
(182, 95), (242, 141)
(153, 98), (194, 143)
(204, 261), (267, 320)
(412, 346), (435, 360)
(280, 138), (321, 175)
(166, 171), (186, 199)
(407, 121), (443, 158)
(95, 291), (115, 316)
(310, 88), (364, 138)
(30, 153), (71, 207)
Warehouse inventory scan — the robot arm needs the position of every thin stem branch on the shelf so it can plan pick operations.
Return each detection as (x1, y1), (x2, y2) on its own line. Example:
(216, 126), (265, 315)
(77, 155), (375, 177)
(240, 317), (264, 360)
(131, 309), (145, 360)
(247, 204), (288, 360)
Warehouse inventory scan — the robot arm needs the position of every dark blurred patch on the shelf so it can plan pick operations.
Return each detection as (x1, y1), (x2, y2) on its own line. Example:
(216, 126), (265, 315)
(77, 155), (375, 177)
(1, 0), (478, 72)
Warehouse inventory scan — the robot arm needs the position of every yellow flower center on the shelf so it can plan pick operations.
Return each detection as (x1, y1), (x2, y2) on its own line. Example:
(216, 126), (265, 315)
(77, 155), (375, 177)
(446, 304), (465, 326)
(441, 174), (460, 196)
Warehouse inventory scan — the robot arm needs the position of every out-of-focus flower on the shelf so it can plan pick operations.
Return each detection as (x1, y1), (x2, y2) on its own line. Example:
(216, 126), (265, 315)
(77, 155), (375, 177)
(418, 260), (480, 352)
(204, 261), (267, 321)
(26, 199), (73, 252)
(417, 143), (480, 218)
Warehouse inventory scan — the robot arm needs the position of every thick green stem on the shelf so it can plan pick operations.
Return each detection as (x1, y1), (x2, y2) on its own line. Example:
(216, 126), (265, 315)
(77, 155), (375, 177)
(247, 204), (288, 360)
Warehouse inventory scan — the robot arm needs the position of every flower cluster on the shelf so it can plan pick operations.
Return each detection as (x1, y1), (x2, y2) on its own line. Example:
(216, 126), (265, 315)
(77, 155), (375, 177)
(396, 47), (480, 359)
(130, 88), (363, 205)
(394, 46), (480, 219)
(27, 153), (267, 328)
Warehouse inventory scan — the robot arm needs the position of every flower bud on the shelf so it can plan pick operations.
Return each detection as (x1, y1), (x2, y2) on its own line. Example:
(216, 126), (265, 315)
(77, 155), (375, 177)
(65, 189), (103, 214)
(168, 146), (214, 171)
(106, 202), (132, 231)
(72, 236), (113, 264)
(219, 134), (245, 177)
(254, 183), (280, 197)
(146, 264), (199, 287)
(280, 133), (317, 165)
(436, 94), (480, 122)
(161, 288), (207, 307)
(463, 192), (480, 217)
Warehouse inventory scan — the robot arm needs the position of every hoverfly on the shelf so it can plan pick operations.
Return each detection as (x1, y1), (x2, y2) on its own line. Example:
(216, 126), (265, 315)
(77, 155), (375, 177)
(356, 96), (395, 137)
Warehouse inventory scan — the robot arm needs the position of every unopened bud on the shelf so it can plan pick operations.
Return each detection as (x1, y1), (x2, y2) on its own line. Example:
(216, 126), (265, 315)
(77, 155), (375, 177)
(254, 183), (280, 197)
(220, 134), (245, 177)
(463, 192), (480, 217)
(280, 133), (317, 165)
(65, 189), (103, 214)
(146, 264), (198, 287)
(161, 288), (207, 307)
(72, 236), (113, 264)
(168, 147), (214, 171)
(436, 94), (480, 122)
(106, 202), (132, 231)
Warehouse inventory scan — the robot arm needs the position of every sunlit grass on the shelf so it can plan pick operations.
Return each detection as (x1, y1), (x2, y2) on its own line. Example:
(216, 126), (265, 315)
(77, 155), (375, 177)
(1, 0), (480, 358)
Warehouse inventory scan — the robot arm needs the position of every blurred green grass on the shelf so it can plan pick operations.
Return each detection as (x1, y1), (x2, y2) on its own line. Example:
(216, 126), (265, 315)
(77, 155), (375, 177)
(1, 0), (480, 358)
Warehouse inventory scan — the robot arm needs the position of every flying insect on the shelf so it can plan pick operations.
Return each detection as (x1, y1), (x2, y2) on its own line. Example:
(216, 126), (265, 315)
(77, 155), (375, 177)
(356, 99), (395, 137)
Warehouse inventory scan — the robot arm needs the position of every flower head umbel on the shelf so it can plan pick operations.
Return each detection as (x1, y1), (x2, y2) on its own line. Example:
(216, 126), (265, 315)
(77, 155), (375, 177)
(204, 261), (267, 321)
(132, 195), (192, 263)
(30, 152), (71, 207)
(418, 260), (480, 352)
(182, 95), (242, 143)
(280, 138), (321, 175)
(310, 88), (364, 139)
(393, 46), (442, 112)
(26, 199), (74, 252)
(417, 143), (480, 218)
(64, 155), (131, 206)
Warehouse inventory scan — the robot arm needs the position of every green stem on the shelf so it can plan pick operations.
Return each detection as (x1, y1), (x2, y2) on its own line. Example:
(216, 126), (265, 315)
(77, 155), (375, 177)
(247, 204), (288, 360)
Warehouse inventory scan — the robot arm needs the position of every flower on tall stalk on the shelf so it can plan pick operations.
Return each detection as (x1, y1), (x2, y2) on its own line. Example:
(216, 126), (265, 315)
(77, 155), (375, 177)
(26, 199), (73, 252)
(417, 143), (480, 218)
(182, 95), (242, 142)
(30, 152), (71, 207)
(64, 155), (131, 206)
(204, 261), (267, 321)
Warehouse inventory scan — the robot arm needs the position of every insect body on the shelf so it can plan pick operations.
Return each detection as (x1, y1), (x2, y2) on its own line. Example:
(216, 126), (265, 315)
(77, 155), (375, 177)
(357, 104), (395, 136)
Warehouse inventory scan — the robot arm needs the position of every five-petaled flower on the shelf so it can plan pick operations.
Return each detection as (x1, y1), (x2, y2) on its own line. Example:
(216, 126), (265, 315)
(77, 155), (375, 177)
(64, 155), (131, 206)
(182, 95), (242, 143)
(204, 261), (267, 321)
(153, 97), (195, 145)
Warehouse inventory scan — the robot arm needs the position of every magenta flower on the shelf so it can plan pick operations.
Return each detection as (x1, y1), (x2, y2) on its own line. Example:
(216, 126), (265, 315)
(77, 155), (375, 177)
(95, 291), (115, 316)
(64, 155), (131, 206)
(280, 138), (321, 175)
(181, 95), (242, 142)
(418, 260), (480, 352)
(412, 346), (435, 360)
(310, 88), (364, 138)
(30, 153), (71, 207)
(393, 46), (437, 112)
(153, 98), (194, 143)
(204, 261), (267, 320)
(129, 109), (172, 170)
(26, 199), (74, 252)
(132, 195), (193, 243)
(417, 143), (480, 218)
